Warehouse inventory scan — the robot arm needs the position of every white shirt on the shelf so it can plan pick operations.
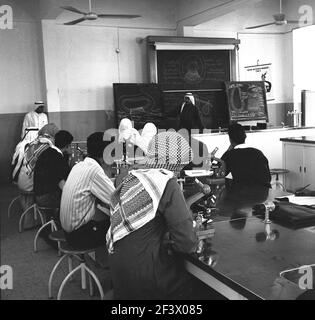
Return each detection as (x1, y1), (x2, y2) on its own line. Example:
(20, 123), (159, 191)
(60, 157), (115, 233)
(21, 111), (48, 140)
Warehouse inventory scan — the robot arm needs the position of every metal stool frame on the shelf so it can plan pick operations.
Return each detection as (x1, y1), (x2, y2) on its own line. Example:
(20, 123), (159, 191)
(48, 244), (104, 300)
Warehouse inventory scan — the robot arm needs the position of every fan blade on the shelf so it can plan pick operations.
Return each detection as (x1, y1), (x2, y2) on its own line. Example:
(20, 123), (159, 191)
(97, 14), (141, 19)
(245, 22), (276, 29)
(61, 6), (86, 15)
(64, 17), (86, 25)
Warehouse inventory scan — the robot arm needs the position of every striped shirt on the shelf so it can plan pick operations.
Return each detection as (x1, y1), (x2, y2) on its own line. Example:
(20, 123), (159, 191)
(60, 157), (115, 233)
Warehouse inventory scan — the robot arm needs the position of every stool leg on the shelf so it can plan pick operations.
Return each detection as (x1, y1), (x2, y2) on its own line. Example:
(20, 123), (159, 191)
(84, 265), (105, 300)
(88, 273), (94, 297)
(81, 264), (87, 290)
(34, 220), (53, 252)
(277, 181), (286, 191)
(8, 195), (20, 219)
(48, 253), (69, 299)
(57, 264), (82, 300)
(19, 204), (35, 233)
(36, 208), (45, 226)
(51, 220), (57, 232)
(68, 256), (73, 281)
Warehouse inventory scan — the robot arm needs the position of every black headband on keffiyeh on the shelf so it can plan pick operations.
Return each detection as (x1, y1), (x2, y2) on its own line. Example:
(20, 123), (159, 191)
(144, 131), (193, 174)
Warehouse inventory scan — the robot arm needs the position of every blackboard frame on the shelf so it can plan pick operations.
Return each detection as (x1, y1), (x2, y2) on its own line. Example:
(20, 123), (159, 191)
(146, 36), (240, 83)
(156, 50), (231, 90)
(225, 81), (269, 122)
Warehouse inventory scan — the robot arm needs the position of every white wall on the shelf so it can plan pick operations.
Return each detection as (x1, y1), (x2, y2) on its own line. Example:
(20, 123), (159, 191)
(41, 21), (175, 113)
(293, 25), (315, 109)
(238, 33), (293, 104)
(0, 21), (46, 114)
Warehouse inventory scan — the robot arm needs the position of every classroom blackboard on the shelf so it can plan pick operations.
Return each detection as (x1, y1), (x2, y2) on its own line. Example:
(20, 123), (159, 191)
(225, 81), (268, 122)
(157, 50), (231, 90)
(162, 90), (229, 130)
(113, 83), (164, 129)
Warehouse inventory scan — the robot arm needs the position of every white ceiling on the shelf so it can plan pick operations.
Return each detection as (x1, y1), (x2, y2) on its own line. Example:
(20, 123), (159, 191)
(195, 0), (302, 33)
(9, 0), (314, 33)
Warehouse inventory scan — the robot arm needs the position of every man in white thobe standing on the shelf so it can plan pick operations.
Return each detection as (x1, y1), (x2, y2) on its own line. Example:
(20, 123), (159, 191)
(21, 101), (48, 142)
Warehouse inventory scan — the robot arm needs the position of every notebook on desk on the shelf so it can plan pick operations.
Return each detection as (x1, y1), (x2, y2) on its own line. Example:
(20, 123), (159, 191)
(271, 201), (315, 229)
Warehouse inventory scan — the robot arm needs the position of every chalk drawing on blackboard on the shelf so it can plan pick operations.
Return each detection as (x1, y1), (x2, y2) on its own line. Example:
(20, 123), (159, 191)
(197, 98), (213, 117)
(181, 55), (205, 84)
(113, 84), (164, 129)
(225, 81), (268, 122)
(118, 93), (153, 112)
(157, 50), (230, 90)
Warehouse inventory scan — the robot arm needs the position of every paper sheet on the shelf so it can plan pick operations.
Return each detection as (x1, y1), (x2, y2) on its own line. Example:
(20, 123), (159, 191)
(184, 170), (214, 177)
(276, 195), (315, 206)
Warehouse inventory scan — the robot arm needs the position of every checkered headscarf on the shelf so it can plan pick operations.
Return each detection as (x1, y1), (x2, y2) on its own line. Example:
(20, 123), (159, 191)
(144, 131), (193, 173)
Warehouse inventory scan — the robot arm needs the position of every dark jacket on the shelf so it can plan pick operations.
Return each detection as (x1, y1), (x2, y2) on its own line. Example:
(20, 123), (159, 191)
(222, 147), (271, 188)
(108, 178), (198, 300)
(178, 101), (203, 131)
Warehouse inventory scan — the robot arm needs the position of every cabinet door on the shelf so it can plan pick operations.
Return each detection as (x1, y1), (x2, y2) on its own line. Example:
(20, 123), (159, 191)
(283, 143), (304, 192)
(303, 145), (315, 188)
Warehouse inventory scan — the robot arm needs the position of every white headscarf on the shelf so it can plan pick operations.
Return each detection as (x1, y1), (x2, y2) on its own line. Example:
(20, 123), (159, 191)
(184, 93), (195, 106)
(118, 119), (157, 154)
(34, 101), (45, 110)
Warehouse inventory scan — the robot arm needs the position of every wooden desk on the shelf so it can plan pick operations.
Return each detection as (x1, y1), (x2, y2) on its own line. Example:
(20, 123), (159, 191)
(185, 187), (315, 300)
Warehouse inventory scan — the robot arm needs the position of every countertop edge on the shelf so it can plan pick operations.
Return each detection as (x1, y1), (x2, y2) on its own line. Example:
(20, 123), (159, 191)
(192, 126), (315, 138)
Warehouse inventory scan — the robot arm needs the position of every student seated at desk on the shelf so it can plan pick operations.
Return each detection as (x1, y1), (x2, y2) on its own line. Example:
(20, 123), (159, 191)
(12, 124), (60, 229)
(106, 131), (223, 300)
(14, 123), (60, 196)
(221, 122), (271, 189)
(60, 132), (115, 249)
(34, 130), (73, 209)
(33, 130), (73, 248)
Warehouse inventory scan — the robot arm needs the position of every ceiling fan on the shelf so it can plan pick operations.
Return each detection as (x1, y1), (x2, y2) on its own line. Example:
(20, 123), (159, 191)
(245, 0), (299, 30)
(61, 0), (141, 25)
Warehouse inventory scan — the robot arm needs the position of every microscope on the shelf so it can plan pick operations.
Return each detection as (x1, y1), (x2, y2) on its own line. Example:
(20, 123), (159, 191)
(184, 176), (223, 241)
(253, 201), (280, 242)
(184, 146), (226, 226)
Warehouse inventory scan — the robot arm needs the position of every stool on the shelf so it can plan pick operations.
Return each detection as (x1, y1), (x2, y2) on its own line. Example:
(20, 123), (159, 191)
(270, 169), (289, 191)
(48, 230), (73, 298)
(49, 229), (67, 256)
(33, 208), (59, 252)
(48, 242), (105, 300)
(18, 203), (46, 233)
(8, 191), (34, 219)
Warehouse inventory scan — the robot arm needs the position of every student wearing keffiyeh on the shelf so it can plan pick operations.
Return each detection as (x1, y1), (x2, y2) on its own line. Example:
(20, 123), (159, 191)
(16, 123), (60, 193)
(11, 123), (60, 228)
(107, 132), (220, 300)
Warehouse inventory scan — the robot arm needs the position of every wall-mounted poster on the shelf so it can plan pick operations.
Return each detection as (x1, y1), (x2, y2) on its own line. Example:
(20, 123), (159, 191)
(225, 81), (268, 122)
(244, 63), (274, 101)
